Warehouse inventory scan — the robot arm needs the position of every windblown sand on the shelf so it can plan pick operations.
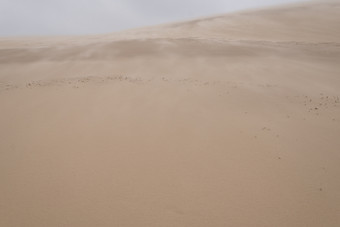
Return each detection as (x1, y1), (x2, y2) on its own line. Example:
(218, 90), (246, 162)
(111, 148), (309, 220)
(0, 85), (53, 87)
(1, 1), (340, 226)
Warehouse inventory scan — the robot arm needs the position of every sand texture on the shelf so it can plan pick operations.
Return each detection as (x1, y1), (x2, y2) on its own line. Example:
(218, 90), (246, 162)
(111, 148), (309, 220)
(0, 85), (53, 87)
(1, 1), (340, 226)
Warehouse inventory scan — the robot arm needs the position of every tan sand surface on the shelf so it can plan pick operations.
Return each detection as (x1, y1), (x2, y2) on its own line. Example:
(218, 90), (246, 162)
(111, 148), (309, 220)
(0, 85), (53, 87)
(1, 0), (340, 226)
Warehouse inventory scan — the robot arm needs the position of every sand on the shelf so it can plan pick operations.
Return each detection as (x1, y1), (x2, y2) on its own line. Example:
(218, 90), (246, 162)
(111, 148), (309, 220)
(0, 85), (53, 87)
(1, 0), (340, 226)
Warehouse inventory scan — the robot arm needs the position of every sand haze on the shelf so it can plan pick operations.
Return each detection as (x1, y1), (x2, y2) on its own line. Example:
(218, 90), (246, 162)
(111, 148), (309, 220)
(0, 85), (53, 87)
(0, 0), (340, 226)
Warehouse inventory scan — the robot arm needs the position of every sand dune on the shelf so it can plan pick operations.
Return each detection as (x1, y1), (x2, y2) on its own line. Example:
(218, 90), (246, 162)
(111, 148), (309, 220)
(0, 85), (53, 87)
(1, 1), (340, 226)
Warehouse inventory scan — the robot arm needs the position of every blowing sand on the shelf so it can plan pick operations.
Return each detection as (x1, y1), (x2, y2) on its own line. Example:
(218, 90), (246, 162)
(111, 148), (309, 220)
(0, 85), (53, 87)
(1, 1), (340, 226)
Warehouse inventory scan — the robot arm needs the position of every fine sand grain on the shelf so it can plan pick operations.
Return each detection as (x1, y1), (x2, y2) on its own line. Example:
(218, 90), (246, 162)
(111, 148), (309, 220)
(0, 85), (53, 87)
(1, 1), (340, 226)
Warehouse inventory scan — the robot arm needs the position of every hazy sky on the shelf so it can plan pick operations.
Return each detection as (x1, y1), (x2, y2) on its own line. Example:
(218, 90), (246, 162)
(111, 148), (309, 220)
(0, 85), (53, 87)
(0, 0), (308, 36)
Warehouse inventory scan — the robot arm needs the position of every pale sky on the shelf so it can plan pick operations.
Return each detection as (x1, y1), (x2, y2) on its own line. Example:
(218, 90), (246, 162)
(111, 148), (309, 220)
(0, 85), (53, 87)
(0, 0), (308, 36)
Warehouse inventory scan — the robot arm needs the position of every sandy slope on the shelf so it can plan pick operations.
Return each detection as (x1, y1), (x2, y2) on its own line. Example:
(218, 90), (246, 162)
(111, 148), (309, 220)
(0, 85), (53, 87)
(1, 1), (340, 226)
